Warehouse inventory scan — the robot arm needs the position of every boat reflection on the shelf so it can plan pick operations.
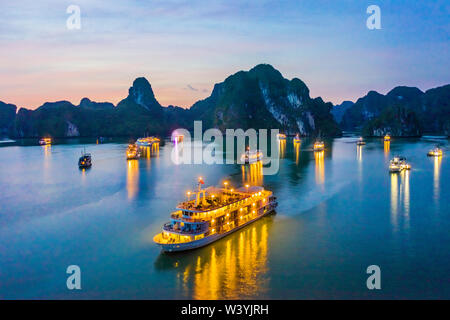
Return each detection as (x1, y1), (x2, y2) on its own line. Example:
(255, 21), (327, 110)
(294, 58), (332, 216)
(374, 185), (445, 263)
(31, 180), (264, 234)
(402, 170), (410, 228)
(140, 142), (160, 159)
(357, 145), (363, 181)
(241, 161), (263, 186)
(294, 141), (300, 165)
(384, 141), (390, 157)
(43, 145), (52, 181)
(357, 145), (363, 162)
(390, 172), (398, 229)
(278, 139), (286, 158)
(154, 217), (273, 299)
(390, 170), (411, 231)
(433, 155), (441, 201)
(314, 150), (325, 186)
(126, 159), (139, 200)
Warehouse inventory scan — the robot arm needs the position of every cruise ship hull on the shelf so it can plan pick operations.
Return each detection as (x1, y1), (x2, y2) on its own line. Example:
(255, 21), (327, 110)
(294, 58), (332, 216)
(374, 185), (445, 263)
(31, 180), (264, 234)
(156, 206), (277, 253)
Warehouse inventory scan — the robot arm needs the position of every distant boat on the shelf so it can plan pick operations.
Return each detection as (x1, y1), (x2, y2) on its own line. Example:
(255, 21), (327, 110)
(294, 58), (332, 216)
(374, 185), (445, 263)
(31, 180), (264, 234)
(241, 147), (263, 164)
(313, 140), (325, 151)
(427, 147), (443, 157)
(277, 133), (286, 140)
(78, 149), (92, 168)
(126, 143), (140, 160)
(384, 134), (391, 142)
(39, 137), (51, 145)
(389, 155), (411, 173)
(293, 134), (301, 143)
(136, 136), (160, 147)
(356, 137), (366, 145)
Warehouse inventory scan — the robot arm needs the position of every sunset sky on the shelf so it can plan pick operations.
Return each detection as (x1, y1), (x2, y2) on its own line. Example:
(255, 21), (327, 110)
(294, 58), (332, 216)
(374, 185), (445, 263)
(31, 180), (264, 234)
(0, 0), (448, 110)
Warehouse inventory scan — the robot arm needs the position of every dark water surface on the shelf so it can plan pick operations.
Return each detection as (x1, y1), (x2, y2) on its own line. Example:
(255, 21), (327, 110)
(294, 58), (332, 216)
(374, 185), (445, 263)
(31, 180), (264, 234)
(0, 137), (449, 299)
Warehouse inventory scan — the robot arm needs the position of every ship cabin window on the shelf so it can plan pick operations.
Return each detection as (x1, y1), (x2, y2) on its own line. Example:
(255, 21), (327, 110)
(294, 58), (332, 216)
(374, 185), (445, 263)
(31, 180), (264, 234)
(181, 222), (204, 233)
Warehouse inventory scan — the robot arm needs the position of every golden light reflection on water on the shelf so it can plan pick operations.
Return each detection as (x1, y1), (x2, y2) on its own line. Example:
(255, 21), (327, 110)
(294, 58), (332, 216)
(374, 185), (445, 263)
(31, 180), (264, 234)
(314, 150), (325, 186)
(155, 218), (272, 299)
(402, 170), (410, 229)
(126, 159), (139, 199)
(43, 145), (51, 181)
(357, 145), (363, 162)
(390, 170), (411, 232)
(278, 140), (285, 158)
(139, 143), (159, 169)
(390, 173), (398, 229)
(241, 161), (263, 186)
(384, 141), (390, 157)
(433, 155), (441, 202)
(294, 142), (300, 165)
(140, 143), (159, 158)
(357, 145), (363, 182)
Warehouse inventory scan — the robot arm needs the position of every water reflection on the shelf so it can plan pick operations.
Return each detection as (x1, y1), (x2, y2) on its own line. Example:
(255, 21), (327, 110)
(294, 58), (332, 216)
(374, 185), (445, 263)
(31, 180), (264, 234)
(294, 141), (300, 165)
(140, 143), (160, 169)
(390, 173), (398, 229)
(140, 143), (160, 159)
(390, 170), (411, 232)
(357, 145), (363, 162)
(433, 155), (441, 202)
(155, 217), (272, 299)
(126, 160), (139, 199)
(43, 145), (51, 181)
(384, 141), (390, 157)
(241, 161), (263, 186)
(357, 145), (363, 182)
(402, 171), (410, 229)
(314, 150), (325, 186)
(278, 140), (286, 158)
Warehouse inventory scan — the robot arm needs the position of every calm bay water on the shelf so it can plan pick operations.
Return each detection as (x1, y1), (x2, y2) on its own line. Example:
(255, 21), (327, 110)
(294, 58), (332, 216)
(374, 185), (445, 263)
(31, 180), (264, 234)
(0, 137), (449, 299)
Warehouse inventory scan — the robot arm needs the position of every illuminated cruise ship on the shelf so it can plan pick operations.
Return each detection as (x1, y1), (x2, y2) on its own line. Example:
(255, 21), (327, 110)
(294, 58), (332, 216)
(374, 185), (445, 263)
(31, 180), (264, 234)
(153, 178), (277, 252)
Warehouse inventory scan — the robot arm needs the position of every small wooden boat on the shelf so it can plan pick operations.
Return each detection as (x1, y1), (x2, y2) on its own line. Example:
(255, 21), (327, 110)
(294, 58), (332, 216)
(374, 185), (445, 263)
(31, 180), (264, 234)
(78, 149), (92, 168)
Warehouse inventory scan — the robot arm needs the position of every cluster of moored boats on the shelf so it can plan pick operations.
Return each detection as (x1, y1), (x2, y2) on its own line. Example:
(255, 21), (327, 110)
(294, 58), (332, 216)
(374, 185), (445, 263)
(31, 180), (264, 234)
(356, 134), (444, 173)
(38, 136), (160, 169)
(37, 133), (444, 252)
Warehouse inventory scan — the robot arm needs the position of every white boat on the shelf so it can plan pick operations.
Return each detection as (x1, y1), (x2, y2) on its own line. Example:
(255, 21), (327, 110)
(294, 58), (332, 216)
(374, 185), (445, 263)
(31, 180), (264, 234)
(136, 136), (159, 147)
(389, 156), (411, 173)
